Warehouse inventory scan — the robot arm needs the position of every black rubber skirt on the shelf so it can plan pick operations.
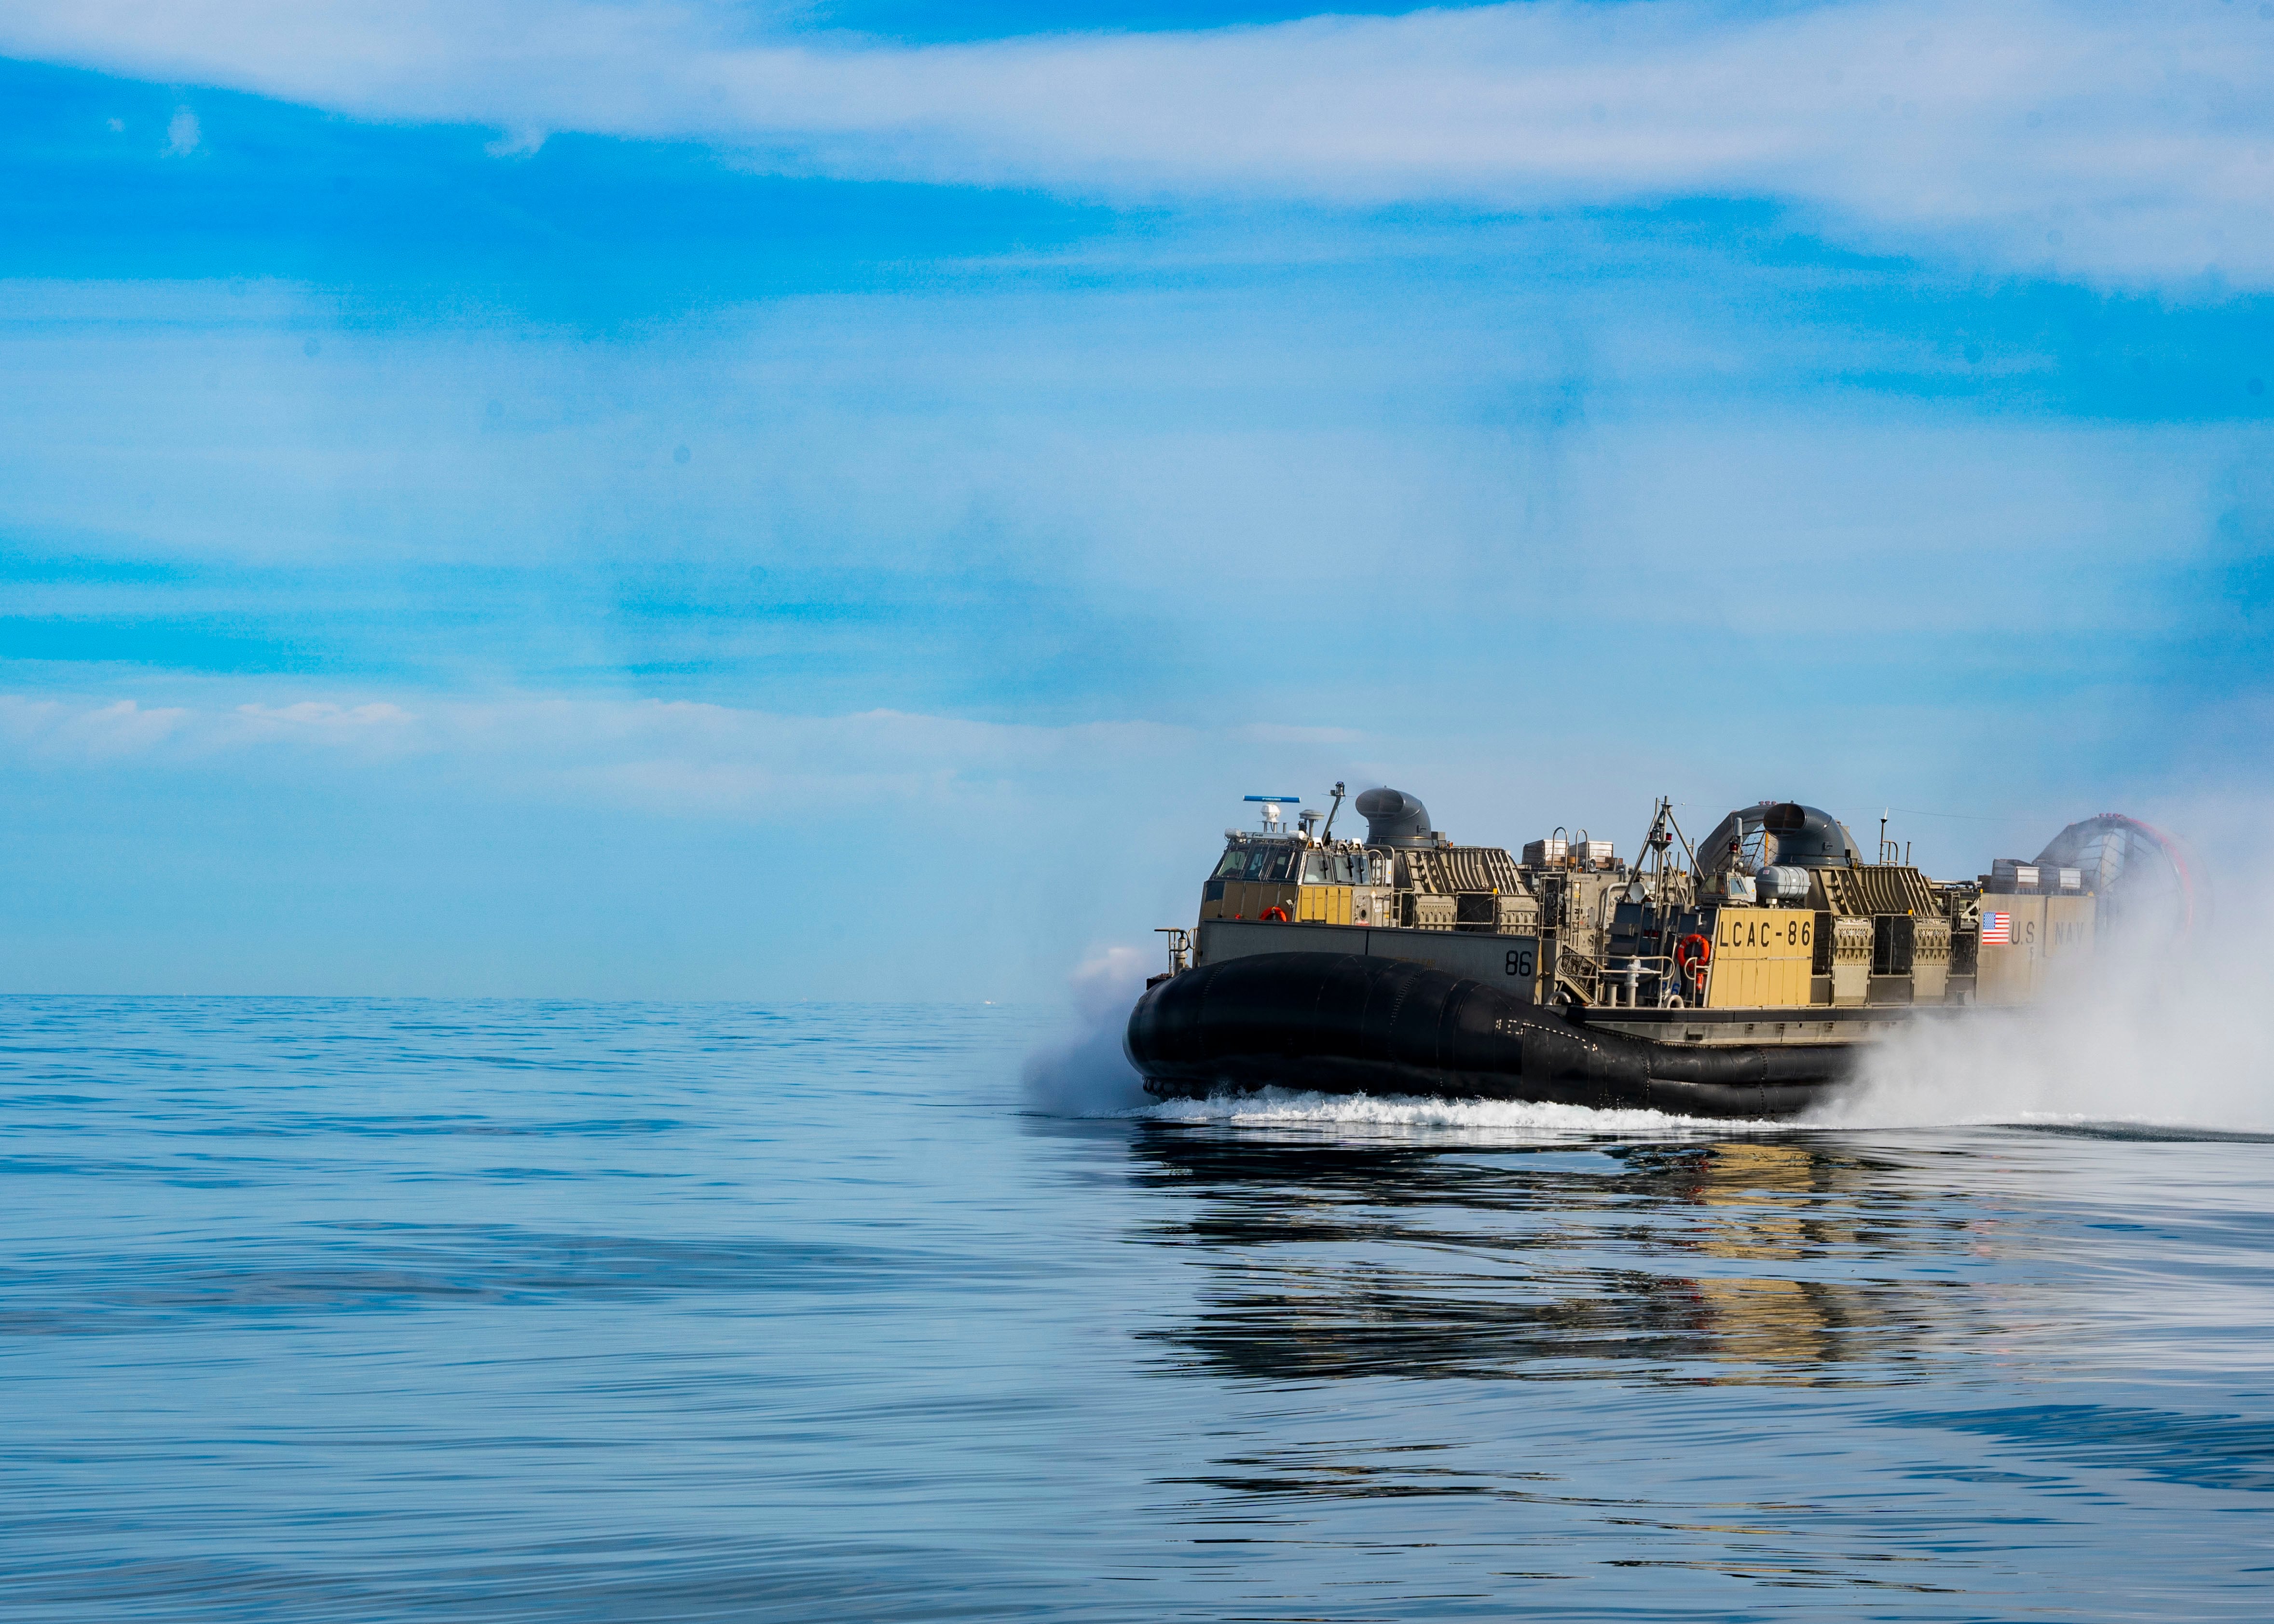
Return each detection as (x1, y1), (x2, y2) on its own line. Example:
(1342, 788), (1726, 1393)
(1125, 952), (1858, 1119)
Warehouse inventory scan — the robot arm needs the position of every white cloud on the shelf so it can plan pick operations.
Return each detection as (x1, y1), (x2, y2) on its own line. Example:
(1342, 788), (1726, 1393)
(0, 695), (415, 763)
(0, 689), (1194, 815)
(163, 105), (200, 155)
(233, 699), (415, 738)
(10, 697), (193, 759)
(4, 1), (2273, 284)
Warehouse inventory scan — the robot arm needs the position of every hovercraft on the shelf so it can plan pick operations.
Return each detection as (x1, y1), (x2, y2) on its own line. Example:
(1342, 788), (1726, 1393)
(1124, 785), (2175, 1118)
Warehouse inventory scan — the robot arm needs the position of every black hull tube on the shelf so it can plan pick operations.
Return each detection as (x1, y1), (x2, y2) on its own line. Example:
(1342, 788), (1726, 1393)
(1125, 952), (1860, 1119)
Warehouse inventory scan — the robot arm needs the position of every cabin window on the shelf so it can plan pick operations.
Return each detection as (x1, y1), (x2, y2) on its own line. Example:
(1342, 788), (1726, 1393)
(1213, 848), (1250, 879)
(1301, 851), (1332, 883)
(1262, 847), (1296, 883)
(1332, 853), (1356, 884)
(1243, 847), (1273, 880)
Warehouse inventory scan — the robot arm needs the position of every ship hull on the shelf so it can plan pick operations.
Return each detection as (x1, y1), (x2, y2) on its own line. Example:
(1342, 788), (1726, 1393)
(1125, 951), (1864, 1119)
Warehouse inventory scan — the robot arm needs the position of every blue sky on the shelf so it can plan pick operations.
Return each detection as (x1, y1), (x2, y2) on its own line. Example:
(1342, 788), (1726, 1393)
(1, 0), (2270, 996)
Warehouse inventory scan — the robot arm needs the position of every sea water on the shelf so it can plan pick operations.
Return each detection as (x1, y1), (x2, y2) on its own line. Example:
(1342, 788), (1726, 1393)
(2, 996), (2271, 1620)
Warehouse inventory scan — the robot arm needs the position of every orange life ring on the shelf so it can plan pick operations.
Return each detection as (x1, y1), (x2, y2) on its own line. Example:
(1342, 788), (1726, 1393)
(1258, 905), (1290, 923)
(1674, 933), (1712, 982)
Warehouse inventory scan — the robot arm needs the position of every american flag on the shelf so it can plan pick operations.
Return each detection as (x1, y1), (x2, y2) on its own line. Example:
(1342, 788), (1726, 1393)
(1981, 910), (2012, 946)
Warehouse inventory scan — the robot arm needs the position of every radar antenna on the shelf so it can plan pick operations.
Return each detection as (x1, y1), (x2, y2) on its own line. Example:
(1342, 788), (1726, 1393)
(1243, 793), (1300, 833)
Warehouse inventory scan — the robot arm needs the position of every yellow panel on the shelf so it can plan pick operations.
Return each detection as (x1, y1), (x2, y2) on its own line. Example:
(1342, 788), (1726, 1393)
(1704, 908), (1816, 1010)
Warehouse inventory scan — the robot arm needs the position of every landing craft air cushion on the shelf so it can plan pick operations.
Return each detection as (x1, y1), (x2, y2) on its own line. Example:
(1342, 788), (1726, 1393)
(1125, 786), (2183, 1117)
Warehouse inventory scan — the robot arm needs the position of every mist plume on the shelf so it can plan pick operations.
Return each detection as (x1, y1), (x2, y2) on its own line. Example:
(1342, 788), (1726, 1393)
(1020, 945), (1151, 1116)
(1815, 866), (2274, 1132)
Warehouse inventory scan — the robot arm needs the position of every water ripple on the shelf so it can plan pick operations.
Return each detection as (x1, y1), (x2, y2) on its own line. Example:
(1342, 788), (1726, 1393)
(2, 997), (2271, 1621)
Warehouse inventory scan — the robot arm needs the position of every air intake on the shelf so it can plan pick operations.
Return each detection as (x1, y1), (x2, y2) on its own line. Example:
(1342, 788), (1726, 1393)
(1354, 787), (1434, 848)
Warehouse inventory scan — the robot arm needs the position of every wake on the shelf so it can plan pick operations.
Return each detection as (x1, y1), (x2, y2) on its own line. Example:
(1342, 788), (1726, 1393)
(1138, 1085), (1732, 1142)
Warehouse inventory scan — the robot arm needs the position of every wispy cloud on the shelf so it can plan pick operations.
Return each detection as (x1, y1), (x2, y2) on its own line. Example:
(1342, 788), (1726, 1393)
(0, 689), (1193, 816)
(162, 105), (200, 155)
(6, 1), (2273, 285)
(0, 695), (416, 764)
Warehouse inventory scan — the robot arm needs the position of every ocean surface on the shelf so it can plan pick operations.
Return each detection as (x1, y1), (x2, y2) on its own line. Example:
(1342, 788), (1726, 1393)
(3, 996), (2272, 1621)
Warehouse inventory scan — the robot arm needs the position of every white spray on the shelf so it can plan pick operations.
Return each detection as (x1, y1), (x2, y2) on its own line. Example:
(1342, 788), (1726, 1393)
(1813, 867), (2274, 1132)
(1019, 945), (1153, 1116)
